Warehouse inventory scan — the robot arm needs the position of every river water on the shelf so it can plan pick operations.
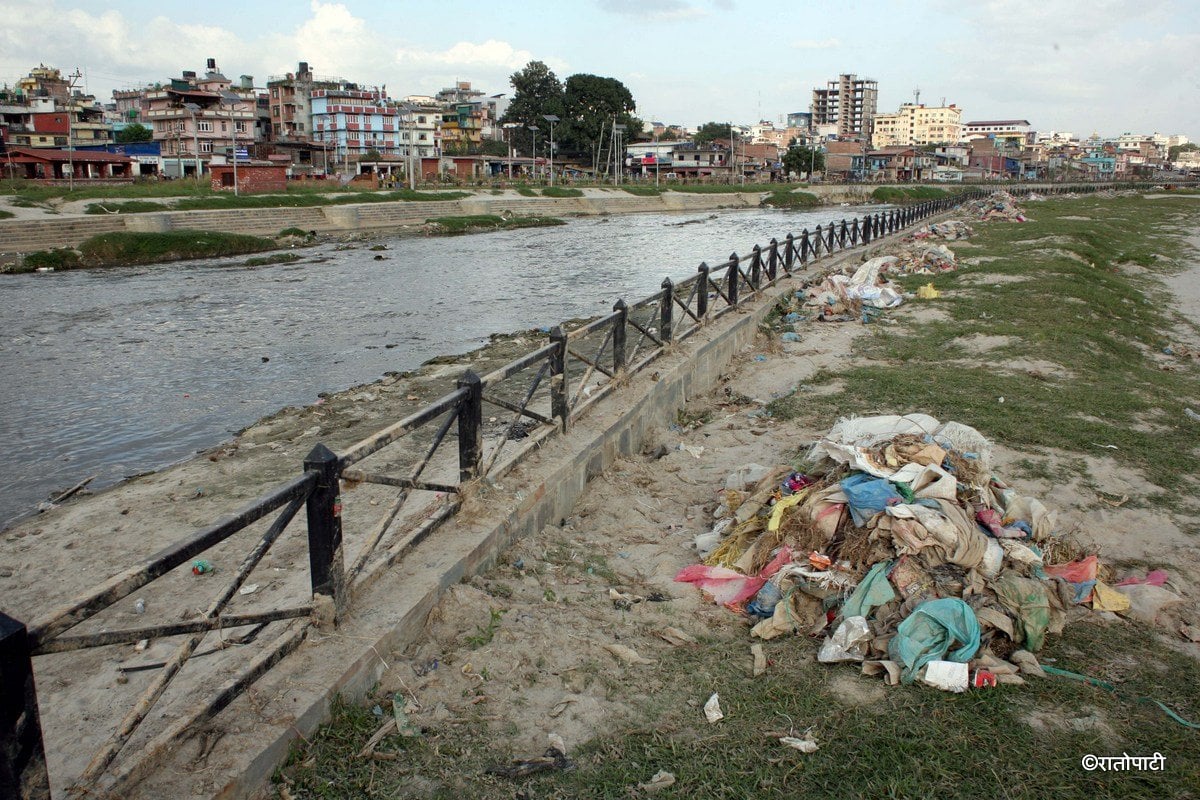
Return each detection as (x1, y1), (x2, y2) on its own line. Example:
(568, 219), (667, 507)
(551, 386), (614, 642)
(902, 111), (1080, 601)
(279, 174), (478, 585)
(0, 205), (882, 527)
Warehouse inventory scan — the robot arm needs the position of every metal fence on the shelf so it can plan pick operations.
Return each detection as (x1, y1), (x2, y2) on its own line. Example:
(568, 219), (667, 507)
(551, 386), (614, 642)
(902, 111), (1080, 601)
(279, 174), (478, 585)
(0, 182), (1123, 797)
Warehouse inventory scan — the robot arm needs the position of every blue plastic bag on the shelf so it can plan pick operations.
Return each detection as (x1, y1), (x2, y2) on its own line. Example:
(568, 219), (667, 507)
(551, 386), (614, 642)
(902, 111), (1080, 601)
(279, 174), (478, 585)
(840, 473), (903, 527)
(888, 598), (981, 684)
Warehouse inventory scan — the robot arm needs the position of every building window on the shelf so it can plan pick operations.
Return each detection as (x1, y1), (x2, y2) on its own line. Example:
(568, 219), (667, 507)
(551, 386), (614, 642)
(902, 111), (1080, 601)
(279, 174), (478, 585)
(200, 141), (213, 153)
(271, 88), (278, 98)
(296, 122), (304, 131)
(198, 121), (213, 132)
(236, 122), (247, 133)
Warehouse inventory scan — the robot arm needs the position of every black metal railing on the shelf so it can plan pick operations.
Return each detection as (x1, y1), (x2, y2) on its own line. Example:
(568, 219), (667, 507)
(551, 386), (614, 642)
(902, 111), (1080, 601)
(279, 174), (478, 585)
(0, 182), (1125, 796)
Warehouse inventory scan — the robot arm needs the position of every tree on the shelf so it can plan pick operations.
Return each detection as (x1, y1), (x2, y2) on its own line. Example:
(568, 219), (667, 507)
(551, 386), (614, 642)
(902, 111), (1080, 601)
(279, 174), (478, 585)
(116, 123), (152, 144)
(501, 61), (565, 157)
(1168, 142), (1198, 162)
(559, 73), (642, 172)
(479, 139), (511, 157)
(783, 143), (825, 178)
(693, 121), (736, 148)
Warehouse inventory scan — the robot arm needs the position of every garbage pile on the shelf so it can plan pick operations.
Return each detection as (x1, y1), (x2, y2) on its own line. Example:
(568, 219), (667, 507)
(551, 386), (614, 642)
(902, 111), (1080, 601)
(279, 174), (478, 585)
(800, 256), (905, 321)
(905, 220), (973, 241)
(964, 191), (1027, 222)
(676, 414), (1182, 692)
(890, 241), (957, 275)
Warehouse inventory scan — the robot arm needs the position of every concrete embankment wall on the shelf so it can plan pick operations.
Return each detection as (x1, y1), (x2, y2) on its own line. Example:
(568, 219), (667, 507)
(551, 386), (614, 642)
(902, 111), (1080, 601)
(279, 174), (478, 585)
(0, 184), (908, 255)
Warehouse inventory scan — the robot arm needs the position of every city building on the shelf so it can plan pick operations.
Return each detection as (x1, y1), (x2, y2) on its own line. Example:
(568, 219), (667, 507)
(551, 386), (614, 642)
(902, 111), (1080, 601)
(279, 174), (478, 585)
(143, 59), (259, 177)
(962, 119), (1032, 146)
(823, 140), (866, 181)
(811, 73), (878, 138)
(870, 103), (962, 148)
(310, 85), (401, 166)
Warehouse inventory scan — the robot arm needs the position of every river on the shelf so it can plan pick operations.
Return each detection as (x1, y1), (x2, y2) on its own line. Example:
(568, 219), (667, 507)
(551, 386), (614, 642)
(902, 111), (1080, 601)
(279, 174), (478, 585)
(0, 204), (883, 527)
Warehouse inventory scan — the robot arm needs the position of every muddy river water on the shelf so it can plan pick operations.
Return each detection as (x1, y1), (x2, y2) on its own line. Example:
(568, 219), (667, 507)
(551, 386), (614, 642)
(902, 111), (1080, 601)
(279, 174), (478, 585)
(0, 205), (884, 526)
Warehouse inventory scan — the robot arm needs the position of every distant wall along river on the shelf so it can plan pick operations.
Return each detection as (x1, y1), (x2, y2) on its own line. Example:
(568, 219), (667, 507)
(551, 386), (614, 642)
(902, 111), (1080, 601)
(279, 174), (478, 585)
(0, 205), (884, 527)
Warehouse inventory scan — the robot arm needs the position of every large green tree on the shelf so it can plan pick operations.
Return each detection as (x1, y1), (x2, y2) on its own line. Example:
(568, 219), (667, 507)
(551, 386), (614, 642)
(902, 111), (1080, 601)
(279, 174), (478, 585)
(1168, 142), (1198, 162)
(115, 123), (153, 143)
(783, 143), (825, 177)
(693, 121), (737, 148)
(500, 61), (565, 158)
(559, 74), (641, 172)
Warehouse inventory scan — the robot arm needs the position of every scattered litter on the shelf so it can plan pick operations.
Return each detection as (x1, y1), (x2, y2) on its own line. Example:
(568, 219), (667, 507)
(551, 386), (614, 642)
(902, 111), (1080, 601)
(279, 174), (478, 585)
(751, 643), (767, 676)
(916, 283), (941, 300)
(133, 598), (145, 615)
(191, 560), (214, 575)
(637, 770), (677, 793)
(678, 444), (706, 459)
(1185, 408), (1200, 423)
(781, 332), (802, 343)
(921, 660), (969, 693)
(238, 584), (259, 595)
(485, 746), (574, 779)
(779, 734), (819, 753)
(703, 692), (724, 723)
(603, 643), (654, 666)
(658, 627), (698, 646)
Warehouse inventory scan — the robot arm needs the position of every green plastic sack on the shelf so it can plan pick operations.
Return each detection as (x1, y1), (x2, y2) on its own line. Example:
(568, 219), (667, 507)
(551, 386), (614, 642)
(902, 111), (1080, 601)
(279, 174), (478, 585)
(991, 574), (1051, 652)
(841, 560), (896, 619)
(888, 598), (980, 683)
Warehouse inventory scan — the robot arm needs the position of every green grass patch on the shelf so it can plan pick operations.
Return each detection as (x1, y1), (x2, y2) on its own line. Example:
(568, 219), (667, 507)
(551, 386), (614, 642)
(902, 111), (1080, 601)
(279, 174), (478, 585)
(620, 185), (664, 196)
(423, 215), (566, 235)
(20, 248), (81, 272)
(84, 200), (166, 215)
(871, 186), (953, 203)
(75, 230), (276, 267)
(275, 618), (1200, 800)
(173, 188), (468, 211)
(768, 195), (1200, 502)
(541, 186), (583, 198)
(515, 187), (538, 197)
(277, 227), (311, 239)
(670, 182), (781, 194)
(762, 190), (821, 209)
(0, 209), (12, 219)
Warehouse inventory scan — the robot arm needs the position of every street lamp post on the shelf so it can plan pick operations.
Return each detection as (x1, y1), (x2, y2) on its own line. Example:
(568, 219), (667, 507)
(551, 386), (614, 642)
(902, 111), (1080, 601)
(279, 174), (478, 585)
(542, 114), (559, 186)
(181, 102), (202, 181)
(219, 90), (242, 196)
(527, 124), (539, 181)
(503, 122), (520, 180)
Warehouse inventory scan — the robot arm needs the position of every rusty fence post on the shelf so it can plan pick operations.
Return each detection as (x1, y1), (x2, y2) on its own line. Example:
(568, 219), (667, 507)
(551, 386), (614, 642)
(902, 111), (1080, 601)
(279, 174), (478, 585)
(305, 443), (346, 620)
(660, 278), (674, 343)
(549, 326), (569, 432)
(727, 255), (739, 306)
(697, 263), (710, 318)
(456, 371), (482, 483)
(0, 612), (50, 800)
(612, 299), (627, 374)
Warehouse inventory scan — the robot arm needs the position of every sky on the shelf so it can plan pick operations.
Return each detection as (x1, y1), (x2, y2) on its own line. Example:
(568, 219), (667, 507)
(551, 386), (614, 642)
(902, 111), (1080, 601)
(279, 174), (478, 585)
(1, 0), (1197, 138)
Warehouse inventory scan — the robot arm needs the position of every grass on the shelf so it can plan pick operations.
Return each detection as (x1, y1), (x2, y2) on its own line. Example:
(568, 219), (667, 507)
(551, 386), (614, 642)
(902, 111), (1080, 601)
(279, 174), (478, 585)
(274, 618), (1200, 800)
(762, 190), (821, 209)
(671, 182), (782, 194)
(26, 230), (278, 268)
(243, 252), (303, 267)
(84, 200), (167, 215)
(541, 186), (583, 198)
(0, 209), (12, 219)
(515, 187), (538, 197)
(871, 186), (956, 203)
(768, 195), (1200, 506)
(277, 227), (312, 239)
(621, 185), (664, 196)
(423, 215), (566, 235)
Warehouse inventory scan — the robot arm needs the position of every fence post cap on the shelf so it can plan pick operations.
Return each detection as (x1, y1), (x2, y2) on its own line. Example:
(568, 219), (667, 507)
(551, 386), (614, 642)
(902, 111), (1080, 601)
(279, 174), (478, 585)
(457, 370), (482, 388)
(661, 276), (674, 289)
(304, 442), (337, 466)
(613, 298), (628, 312)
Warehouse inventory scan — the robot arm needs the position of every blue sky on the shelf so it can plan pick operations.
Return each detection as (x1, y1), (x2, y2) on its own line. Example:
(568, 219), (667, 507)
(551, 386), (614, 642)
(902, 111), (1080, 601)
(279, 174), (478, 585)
(1, 0), (1197, 138)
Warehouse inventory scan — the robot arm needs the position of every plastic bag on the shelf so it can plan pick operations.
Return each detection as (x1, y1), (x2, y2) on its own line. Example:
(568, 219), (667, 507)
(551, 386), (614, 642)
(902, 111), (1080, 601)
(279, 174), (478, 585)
(818, 615), (872, 663)
(841, 560), (896, 619)
(1044, 555), (1098, 604)
(888, 598), (980, 683)
(991, 574), (1051, 651)
(840, 473), (903, 527)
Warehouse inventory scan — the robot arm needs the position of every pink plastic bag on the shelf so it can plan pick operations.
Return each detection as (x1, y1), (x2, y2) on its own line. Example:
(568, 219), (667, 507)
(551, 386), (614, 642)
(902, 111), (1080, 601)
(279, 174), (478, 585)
(676, 547), (792, 608)
(1116, 569), (1168, 587)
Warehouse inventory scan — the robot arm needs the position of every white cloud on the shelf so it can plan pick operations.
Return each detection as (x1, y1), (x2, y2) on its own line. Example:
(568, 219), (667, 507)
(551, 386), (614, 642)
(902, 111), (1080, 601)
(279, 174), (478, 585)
(596, 0), (712, 21)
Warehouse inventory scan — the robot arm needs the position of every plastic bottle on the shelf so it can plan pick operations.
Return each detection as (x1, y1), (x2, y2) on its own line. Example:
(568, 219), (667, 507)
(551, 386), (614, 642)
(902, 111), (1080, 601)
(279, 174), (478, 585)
(747, 581), (782, 617)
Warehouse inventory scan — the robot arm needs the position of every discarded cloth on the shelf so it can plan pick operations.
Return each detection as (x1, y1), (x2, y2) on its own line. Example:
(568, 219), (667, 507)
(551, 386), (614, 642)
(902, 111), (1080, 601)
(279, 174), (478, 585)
(888, 598), (980, 683)
(841, 560), (896, 619)
(991, 574), (1051, 652)
(675, 546), (792, 608)
(1044, 555), (1098, 604)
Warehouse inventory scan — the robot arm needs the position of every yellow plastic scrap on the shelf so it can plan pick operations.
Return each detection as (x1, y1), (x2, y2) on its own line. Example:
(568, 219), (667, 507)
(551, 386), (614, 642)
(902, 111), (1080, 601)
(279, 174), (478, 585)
(916, 283), (940, 300)
(1092, 581), (1131, 613)
(768, 490), (810, 533)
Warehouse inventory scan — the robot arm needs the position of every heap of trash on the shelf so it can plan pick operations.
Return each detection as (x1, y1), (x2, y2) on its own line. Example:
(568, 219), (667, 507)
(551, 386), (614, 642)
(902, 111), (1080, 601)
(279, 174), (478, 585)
(890, 241), (957, 275)
(964, 190), (1027, 222)
(904, 219), (973, 242)
(676, 414), (1181, 692)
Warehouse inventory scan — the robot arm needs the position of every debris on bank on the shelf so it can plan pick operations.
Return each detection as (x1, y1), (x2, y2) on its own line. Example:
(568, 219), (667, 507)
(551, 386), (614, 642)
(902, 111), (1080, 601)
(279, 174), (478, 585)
(964, 190), (1028, 222)
(675, 414), (1186, 693)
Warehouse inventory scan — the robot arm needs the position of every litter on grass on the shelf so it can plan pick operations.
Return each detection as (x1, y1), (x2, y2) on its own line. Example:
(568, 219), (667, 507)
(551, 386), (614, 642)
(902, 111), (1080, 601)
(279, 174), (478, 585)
(675, 413), (1185, 694)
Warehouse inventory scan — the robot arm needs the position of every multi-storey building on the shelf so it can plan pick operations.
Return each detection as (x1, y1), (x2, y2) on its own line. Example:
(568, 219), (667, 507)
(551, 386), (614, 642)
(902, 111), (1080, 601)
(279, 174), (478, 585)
(396, 98), (440, 159)
(962, 119), (1032, 146)
(266, 62), (344, 144)
(311, 85), (401, 165)
(143, 59), (258, 177)
(811, 73), (878, 138)
(871, 103), (962, 148)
